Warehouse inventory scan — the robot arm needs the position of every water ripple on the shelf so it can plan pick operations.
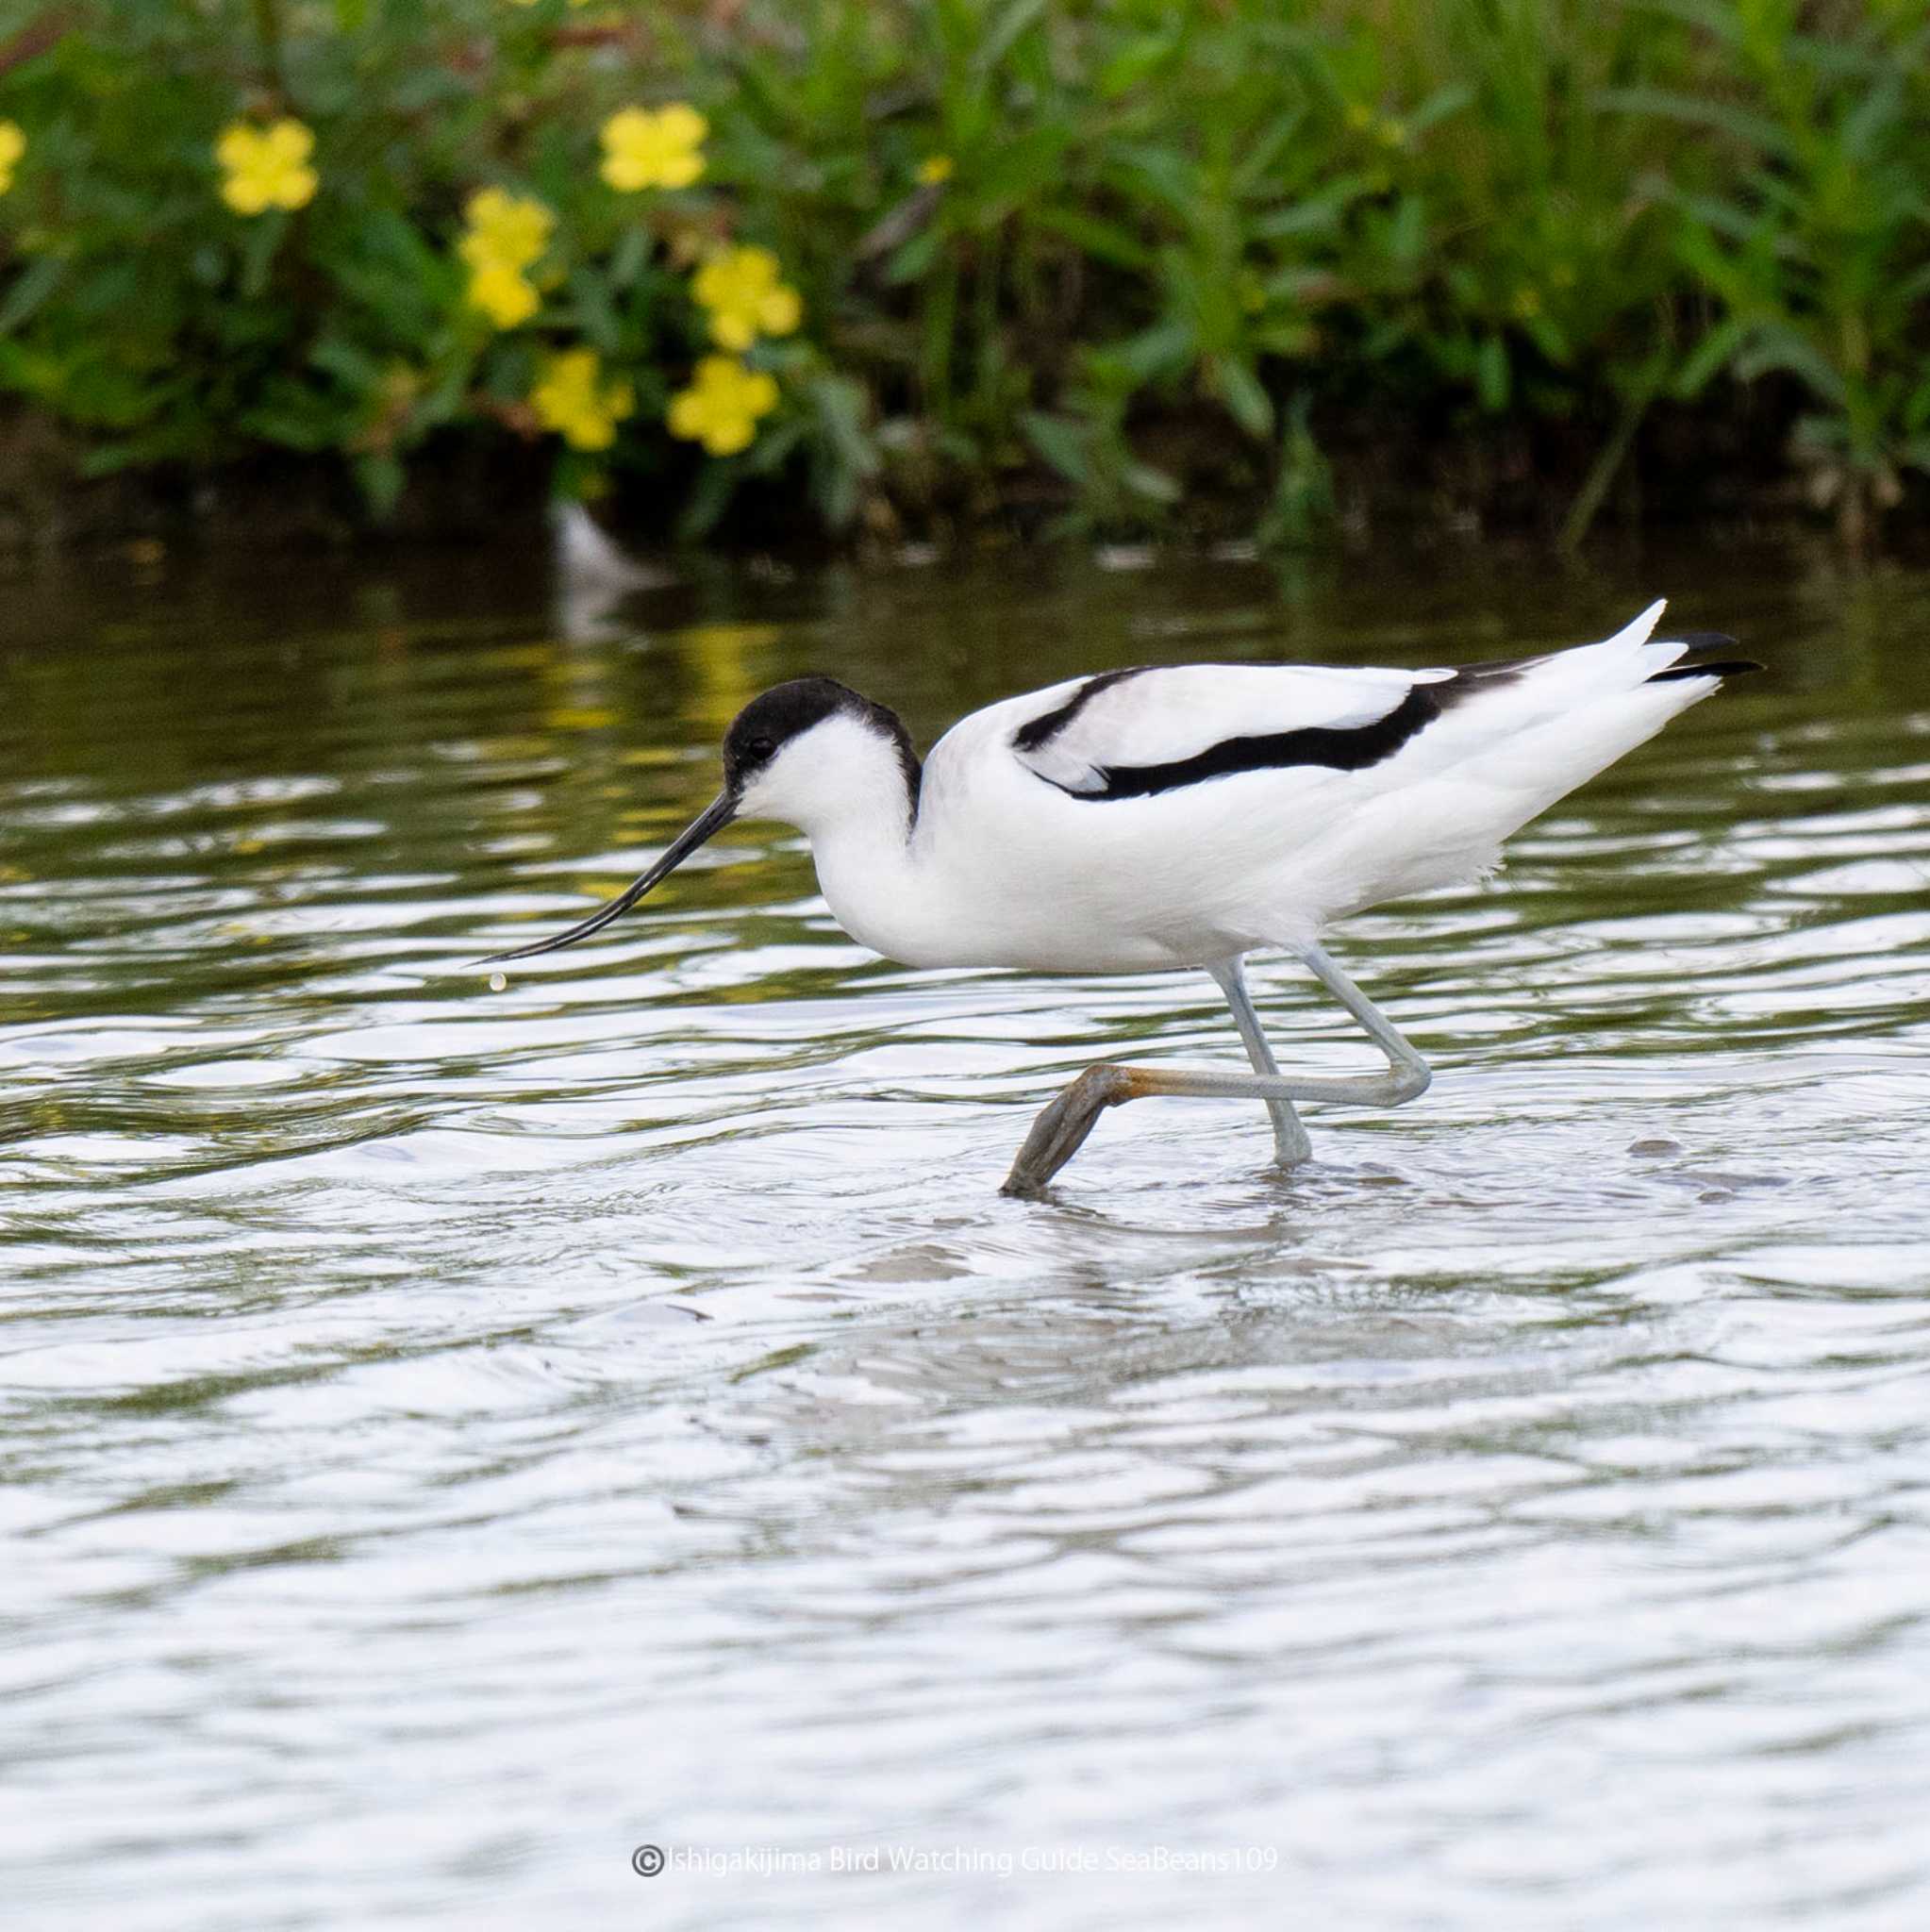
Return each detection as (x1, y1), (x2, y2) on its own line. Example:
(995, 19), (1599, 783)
(4, 544), (1930, 1928)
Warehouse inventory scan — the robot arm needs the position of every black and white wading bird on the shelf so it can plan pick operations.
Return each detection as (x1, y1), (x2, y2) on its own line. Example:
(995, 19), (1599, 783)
(486, 601), (1756, 1193)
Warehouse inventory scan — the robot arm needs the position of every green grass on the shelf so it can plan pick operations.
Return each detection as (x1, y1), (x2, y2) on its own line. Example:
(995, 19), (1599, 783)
(1, 0), (1925, 545)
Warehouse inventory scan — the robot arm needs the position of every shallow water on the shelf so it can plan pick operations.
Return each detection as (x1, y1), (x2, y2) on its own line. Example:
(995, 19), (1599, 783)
(4, 536), (1929, 1928)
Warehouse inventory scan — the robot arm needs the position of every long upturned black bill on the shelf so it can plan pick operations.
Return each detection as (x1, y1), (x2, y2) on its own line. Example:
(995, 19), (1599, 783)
(482, 791), (738, 965)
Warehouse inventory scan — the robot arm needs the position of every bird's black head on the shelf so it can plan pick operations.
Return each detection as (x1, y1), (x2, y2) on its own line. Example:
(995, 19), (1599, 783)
(480, 676), (920, 968)
(722, 677), (857, 791)
(722, 676), (923, 804)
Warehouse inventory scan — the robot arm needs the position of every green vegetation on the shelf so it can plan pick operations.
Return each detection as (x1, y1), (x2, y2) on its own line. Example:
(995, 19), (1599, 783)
(1, 0), (1926, 546)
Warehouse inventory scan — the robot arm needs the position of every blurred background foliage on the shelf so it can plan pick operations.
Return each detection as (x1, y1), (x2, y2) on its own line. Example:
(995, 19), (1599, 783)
(0, 0), (1925, 548)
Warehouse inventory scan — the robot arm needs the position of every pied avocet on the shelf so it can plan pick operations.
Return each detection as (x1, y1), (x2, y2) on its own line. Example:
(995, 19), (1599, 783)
(487, 600), (1756, 1193)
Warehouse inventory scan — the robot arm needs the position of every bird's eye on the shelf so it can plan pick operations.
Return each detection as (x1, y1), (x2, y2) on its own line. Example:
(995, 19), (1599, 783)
(746, 735), (776, 759)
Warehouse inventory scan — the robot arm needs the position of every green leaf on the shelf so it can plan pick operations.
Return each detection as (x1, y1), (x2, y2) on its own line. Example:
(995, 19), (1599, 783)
(885, 224), (946, 286)
(677, 457), (741, 541)
(1407, 85), (1472, 136)
(807, 372), (879, 527)
(311, 337), (385, 394)
(568, 265), (623, 357)
(241, 402), (338, 453)
(1105, 315), (1197, 385)
(1022, 412), (1090, 485)
(1385, 194), (1427, 269)
(1028, 207), (1153, 271)
(1105, 144), (1199, 223)
(1476, 335), (1510, 411)
(1734, 325), (1850, 408)
(1672, 315), (1754, 399)
(607, 225), (654, 291)
(973, 0), (1050, 75)
(355, 452), (407, 520)
(238, 216), (285, 302)
(1248, 181), (1369, 241)
(1121, 459), (1180, 505)
(1631, 0), (1745, 46)
(0, 258), (71, 338)
(1595, 86), (1795, 160)
(1215, 356), (1273, 439)
(1233, 110), (1306, 197)
(1099, 30), (1179, 100)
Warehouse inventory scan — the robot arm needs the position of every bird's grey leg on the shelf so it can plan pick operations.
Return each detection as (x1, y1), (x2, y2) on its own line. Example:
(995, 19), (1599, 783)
(1207, 957), (1311, 1170)
(1003, 940), (1430, 1195)
(1295, 939), (1432, 1098)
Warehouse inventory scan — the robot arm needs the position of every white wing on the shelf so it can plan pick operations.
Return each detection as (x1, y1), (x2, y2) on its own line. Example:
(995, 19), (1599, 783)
(1010, 662), (1452, 796)
(902, 599), (1749, 969)
(1003, 603), (1703, 799)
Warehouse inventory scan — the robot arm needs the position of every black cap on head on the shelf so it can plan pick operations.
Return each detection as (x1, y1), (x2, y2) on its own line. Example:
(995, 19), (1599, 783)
(722, 676), (922, 802)
(479, 677), (919, 969)
(722, 677), (856, 790)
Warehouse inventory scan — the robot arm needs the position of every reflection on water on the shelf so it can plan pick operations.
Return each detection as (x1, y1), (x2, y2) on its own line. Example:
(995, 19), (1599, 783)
(4, 540), (1930, 1928)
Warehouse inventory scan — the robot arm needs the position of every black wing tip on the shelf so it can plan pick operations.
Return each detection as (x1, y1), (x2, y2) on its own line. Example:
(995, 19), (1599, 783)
(1647, 658), (1764, 685)
(1647, 631), (1761, 684)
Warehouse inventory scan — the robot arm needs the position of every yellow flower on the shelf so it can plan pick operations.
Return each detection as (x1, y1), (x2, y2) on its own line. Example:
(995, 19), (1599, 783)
(458, 188), (554, 330)
(600, 104), (707, 192)
(916, 155), (955, 186)
(215, 119), (319, 216)
(691, 245), (802, 352)
(667, 356), (779, 458)
(468, 264), (541, 328)
(532, 347), (635, 452)
(459, 187), (554, 274)
(0, 123), (25, 197)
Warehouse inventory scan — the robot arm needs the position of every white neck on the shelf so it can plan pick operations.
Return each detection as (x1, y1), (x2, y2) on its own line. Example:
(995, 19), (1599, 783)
(738, 712), (940, 962)
(807, 793), (935, 963)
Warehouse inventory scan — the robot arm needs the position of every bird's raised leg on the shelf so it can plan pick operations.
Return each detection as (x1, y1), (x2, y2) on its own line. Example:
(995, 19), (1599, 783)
(1208, 956), (1310, 1170)
(1002, 940), (1430, 1195)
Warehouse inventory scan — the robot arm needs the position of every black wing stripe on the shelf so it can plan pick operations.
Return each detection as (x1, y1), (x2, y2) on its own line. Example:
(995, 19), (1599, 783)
(1009, 666), (1153, 753)
(1059, 681), (1450, 801)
